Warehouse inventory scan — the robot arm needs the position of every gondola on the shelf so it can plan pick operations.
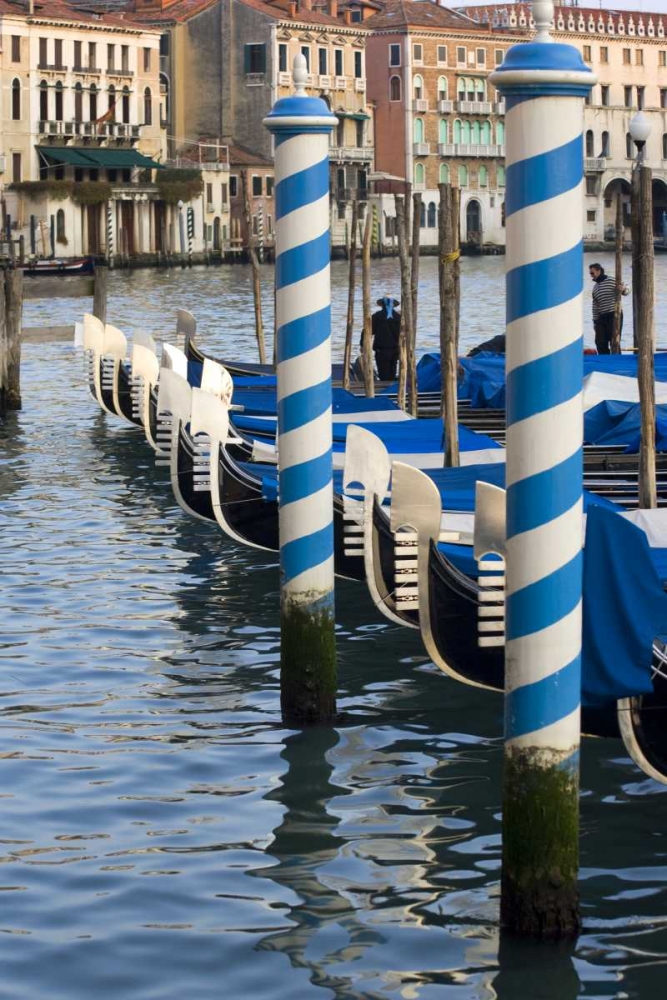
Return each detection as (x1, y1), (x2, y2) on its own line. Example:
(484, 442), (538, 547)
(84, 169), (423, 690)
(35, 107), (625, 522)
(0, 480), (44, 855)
(24, 255), (94, 276)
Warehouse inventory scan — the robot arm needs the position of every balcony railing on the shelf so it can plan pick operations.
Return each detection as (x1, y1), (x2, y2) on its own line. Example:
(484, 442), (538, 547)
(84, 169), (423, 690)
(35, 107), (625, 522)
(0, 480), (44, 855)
(456, 100), (493, 114)
(246, 73), (266, 86)
(39, 120), (142, 141)
(278, 71), (291, 86)
(316, 75), (332, 89)
(438, 99), (453, 113)
(438, 142), (505, 156)
(38, 62), (67, 72)
(334, 76), (347, 90)
(585, 157), (607, 171)
(495, 101), (506, 115)
(329, 146), (373, 162)
(73, 65), (101, 74)
(414, 98), (429, 112)
(413, 142), (430, 155)
(354, 78), (366, 92)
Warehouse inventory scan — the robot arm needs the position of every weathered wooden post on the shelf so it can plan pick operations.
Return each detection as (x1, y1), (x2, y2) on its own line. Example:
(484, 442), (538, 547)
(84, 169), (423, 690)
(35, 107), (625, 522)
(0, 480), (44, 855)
(394, 194), (412, 410)
(29, 215), (36, 257)
(490, 0), (594, 939)
(342, 198), (358, 390)
(361, 209), (374, 398)
(241, 170), (267, 365)
(611, 189), (623, 353)
(93, 263), (108, 326)
(629, 113), (657, 509)
(264, 55), (338, 725)
(408, 192), (421, 416)
(438, 183), (460, 467)
(3, 269), (23, 411)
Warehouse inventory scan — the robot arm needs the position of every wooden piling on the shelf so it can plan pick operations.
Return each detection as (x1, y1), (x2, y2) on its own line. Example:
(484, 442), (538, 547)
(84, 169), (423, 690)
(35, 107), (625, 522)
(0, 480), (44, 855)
(408, 193), (421, 417)
(0, 274), (6, 416)
(611, 188), (623, 353)
(438, 184), (460, 466)
(342, 199), (358, 391)
(3, 269), (23, 412)
(394, 194), (412, 412)
(361, 208), (374, 398)
(242, 170), (267, 365)
(632, 164), (657, 509)
(93, 264), (108, 326)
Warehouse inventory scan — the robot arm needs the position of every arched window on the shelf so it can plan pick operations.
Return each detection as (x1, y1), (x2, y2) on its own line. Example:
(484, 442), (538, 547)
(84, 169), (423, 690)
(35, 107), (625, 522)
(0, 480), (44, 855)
(439, 119), (448, 143)
(437, 76), (447, 101)
(585, 129), (594, 156)
(627, 132), (634, 158)
(108, 84), (116, 120)
(466, 77), (475, 98)
(11, 78), (20, 121)
(89, 83), (98, 121)
(427, 201), (437, 227)
(439, 162), (450, 184)
(122, 86), (130, 124)
(480, 120), (491, 144)
(475, 77), (485, 101)
(56, 208), (66, 243)
(601, 130), (610, 156)
(420, 201), (426, 227)
(471, 120), (481, 143)
(144, 87), (152, 125)
(414, 162), (425, 187)
(414, 117), (424, 143)
(479, 165), (488, 187)
(413, 74), (424, 100)
(461, 120), (471, 143)
(39, 80), (48, 121)
(457, 77), (466, 97)
(453, 119), (462, 144)
(74, 82), (83, 121)
(390, 75), (401, 102)
(497, 121), (505, 145)
(459, 164), (468, 187)
(497, 165), (506, 187)
(55, 81), (63, 121)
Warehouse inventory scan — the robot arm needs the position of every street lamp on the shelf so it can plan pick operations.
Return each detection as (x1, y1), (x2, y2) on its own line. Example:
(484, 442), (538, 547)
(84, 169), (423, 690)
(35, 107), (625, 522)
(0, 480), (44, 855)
(629, 111), (651, 163)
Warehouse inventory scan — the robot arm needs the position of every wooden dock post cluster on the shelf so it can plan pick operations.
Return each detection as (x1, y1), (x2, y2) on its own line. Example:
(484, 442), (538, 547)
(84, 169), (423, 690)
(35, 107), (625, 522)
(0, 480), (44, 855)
(264, 56), (338, 725)
(491, 0), (594, 939)
(0, 270), (24, 415)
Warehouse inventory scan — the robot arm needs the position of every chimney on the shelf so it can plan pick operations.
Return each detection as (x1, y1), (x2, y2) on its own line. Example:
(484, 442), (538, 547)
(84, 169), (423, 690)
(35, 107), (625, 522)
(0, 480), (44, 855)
(29, 0), (35, 13)
(344, 8), (352, 24)
(289, 0), (297, 15)
(330, 0), (338, 15)
(302, 0), (312, 10)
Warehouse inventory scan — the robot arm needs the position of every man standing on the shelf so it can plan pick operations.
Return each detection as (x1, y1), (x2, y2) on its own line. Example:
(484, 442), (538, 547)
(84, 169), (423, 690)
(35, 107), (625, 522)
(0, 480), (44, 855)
(360, 296), (401, 381)
(589, 262), (628, 354)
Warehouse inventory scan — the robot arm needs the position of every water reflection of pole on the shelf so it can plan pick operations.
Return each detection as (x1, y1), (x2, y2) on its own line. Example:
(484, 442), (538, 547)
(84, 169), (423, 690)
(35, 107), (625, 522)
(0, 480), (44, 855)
(491, 937), (580, 1000)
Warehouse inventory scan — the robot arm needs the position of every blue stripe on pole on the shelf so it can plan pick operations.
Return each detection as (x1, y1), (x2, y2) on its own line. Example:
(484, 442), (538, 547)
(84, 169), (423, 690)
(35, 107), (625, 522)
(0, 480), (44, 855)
(276, 158), (330, 219)
(275, 230), (330, 290)
(282, 524), (334, 584)
(507, 449), (582, 538)
(280, 451), (332, 506)
(505, 655), (581, 740)
(505, 135), (583, 217)
(506, 339), (582, 424)
(506, 241), (583, 324)
(507, 552), (582, 640)
(278, 378), (331, 434)
(277, 306), (330, 365)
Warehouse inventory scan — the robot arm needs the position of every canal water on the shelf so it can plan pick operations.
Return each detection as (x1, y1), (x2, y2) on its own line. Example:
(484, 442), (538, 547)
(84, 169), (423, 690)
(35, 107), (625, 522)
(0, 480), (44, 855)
(0, 259), (666, 999)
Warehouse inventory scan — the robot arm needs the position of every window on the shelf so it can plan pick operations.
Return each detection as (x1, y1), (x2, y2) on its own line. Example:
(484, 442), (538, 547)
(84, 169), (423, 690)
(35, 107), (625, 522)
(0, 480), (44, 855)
(107, 169), (118, 183)
(636, 48), (644, 66)
(623, 47), (631, 64)
(122, 86), (130, 124)
(121, 45), (129, 72)
(480, 120), (491, 144)
(477, 48), (486, 66)
(108, 43), (116, 70)
(601, 131), (610, 156)
(419, 201), (426, 227)
(458, 164), (468, 187)
(39, 37), (47, 66)
(358, 169), (367, 192)
(494, 48), (504, 66)
(11, 35), (20, 62)
(600, 46), (609, 63)
(318, 47), (327, 75)
(89, 42), (97, 69)
(637, 86), (645, 109)
(54, 39), (63, 68)
(624, 85), (632, 107)
(585, 130), (594, 157)
(11, 79), (20, 121)
(583, 45), (592, 62)
(601, 85), (609, 106)
(414, 162), (425, 187)
(661, 51), (667, 67)
(586, 175), (597, 196)
(496, 121), (505, 145)
(413, 74), (423, 100)
(144, 87), (152, 125)
(437, 76), (447, 101)
(144, 47), (151, 72)
(413, 43), (423, 63)
(12, 153), (21, 184)
(355, 119), (364, 146)
(437, 45), (447, 65)
(278, 44), (287, 73)
(413, 117), (424, 143)
(39, 80), (48, 121)
(587, 210), (596, 223)
(354, 51), (362, 79)
(497, 165), (505, 187)
(439, 119), (448, 143)
(300, 46), (310, 71)
(55, 81), (63, 121)
(252, 175), (262, 196)
(229, 175), (238, 198)
(335, 49), (343, 75)
(350, 8), (362, 22)
(663, 133), (667, 159)
(266, 176), (274, 197)
(457, 46), (466, 65)
(453, 118), (461, 143)
(160, 34), (170, 56)
(626, 132), (633, 158)
(389, 43), (400, 67)
(74, 82), (83, 120)
(245, 43), (266, 73)
(108, 85), (116, 120)
(479, 165), (488, 188)
(389, 75), (401, 101)
(439, 163), (449, 184)
(56, 209), (66, 243)
(74, 40), (82, 68)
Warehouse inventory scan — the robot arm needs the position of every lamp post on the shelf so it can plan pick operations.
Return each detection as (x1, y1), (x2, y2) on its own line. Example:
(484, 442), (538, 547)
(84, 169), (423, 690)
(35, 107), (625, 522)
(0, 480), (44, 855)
(177, 198), (186, 267)
(629, 111), (657, 508)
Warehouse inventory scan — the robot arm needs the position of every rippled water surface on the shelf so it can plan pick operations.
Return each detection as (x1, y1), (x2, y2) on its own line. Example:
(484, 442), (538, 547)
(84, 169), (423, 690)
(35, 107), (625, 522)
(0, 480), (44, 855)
(1, 263), (667, 998)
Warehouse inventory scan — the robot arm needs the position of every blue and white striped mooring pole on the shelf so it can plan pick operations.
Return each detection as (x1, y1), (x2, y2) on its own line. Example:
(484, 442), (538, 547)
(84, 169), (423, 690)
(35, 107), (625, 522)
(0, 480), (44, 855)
(264, 56), (338, 724)
(490, 0), (594, 939)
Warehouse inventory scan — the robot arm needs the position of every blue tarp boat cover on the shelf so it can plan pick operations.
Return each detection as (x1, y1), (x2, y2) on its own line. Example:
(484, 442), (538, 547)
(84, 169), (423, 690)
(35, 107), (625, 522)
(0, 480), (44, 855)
(582, 505), (667, 705)
(583, 401), (667, 451)
(231, 386), (403, 416)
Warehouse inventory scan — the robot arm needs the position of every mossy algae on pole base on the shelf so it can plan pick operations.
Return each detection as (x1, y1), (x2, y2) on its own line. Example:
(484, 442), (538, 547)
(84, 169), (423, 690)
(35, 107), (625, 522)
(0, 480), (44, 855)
(490, 0), (594, 941)
(264, 57), (338, 726)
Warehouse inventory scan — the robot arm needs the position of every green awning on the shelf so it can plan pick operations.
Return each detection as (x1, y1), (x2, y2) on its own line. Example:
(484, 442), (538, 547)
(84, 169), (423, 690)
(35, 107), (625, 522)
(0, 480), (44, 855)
(336, 111), (370, 121)
(40, 146), (94, 166)
(77, 148), (163, 169)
